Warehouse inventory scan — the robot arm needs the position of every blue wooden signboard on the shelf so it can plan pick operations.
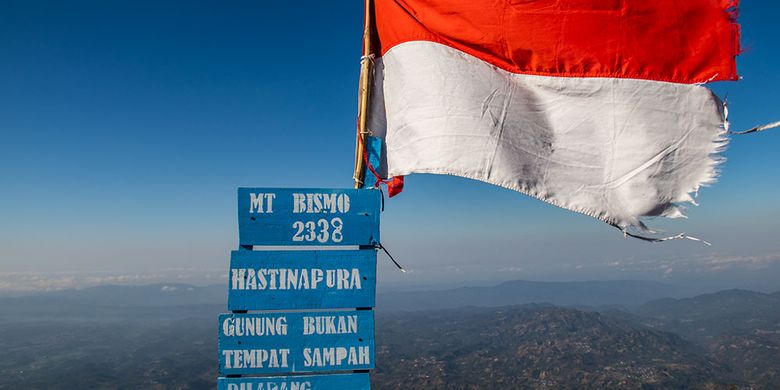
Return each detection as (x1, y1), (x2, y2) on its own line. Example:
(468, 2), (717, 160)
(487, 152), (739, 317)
(217, 373), (370, 390)
(218, 310), (375, 375)
(228, 249), (376, 311)
(238, 188), (381, 246)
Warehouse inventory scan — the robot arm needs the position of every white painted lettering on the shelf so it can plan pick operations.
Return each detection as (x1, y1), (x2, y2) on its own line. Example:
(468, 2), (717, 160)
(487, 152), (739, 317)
(222, 349), (290, 369)
(249, 193), (276, 213)
(230, 268), (362, 291)
(291, 193), (351, 214)
(221, 316), (288, 337)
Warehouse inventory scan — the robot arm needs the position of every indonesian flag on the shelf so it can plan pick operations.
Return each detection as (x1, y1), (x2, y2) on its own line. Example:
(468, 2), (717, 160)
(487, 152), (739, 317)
(368, 0), (740, 236)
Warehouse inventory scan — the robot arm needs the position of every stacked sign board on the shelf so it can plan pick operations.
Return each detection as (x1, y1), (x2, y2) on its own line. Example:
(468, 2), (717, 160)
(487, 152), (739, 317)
(218, 188), (380, 390)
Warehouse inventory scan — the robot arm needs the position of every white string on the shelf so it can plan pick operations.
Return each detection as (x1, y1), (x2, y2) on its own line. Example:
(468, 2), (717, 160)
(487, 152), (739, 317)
(622, 230), (712, 246)
(723, 100), (780, 135)
(728, 120), (780, 135)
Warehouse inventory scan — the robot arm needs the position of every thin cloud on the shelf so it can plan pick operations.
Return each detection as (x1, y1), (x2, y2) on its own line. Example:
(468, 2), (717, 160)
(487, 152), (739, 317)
(0, 270), (227, 292)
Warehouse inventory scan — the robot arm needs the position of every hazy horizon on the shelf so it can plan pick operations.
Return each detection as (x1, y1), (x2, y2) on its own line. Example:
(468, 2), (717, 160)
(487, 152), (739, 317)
(3, 254), (779, 295)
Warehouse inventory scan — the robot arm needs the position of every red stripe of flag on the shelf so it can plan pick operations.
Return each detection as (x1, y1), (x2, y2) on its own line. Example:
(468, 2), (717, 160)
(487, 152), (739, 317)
(375, 0), (740, 84)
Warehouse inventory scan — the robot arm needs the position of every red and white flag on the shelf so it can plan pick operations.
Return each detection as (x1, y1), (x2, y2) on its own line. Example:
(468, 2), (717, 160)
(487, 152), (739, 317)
(369, 0), (740, 236)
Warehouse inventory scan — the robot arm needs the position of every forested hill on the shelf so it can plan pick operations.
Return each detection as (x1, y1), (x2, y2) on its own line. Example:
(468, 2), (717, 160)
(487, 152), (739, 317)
(374, 305), (728, 389)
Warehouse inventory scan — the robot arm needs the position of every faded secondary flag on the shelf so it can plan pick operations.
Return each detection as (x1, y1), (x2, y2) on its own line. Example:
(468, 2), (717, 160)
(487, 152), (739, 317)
(368, 0), (740, 235)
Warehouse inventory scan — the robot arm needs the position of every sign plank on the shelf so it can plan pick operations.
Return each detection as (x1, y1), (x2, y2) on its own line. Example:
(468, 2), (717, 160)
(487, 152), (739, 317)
(217, 373), (370, 390)
(228, 250), (376, 311)
(218, 311), (375, 375)
(238, 188), (381, 246)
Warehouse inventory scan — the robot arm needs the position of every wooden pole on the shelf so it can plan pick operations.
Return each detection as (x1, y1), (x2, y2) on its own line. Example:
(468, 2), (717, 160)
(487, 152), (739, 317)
(353, 0), (374, 189)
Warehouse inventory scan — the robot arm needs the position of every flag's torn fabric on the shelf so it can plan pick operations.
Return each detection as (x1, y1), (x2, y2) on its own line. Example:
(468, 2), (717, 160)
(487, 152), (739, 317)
(368, 0), (741, 235)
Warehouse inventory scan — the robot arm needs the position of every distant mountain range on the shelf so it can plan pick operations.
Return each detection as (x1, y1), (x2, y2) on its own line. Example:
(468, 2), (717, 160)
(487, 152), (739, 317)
(377, 279), (696, 311)
(640, 288), (780, 322)
(1, 282), (778, 389)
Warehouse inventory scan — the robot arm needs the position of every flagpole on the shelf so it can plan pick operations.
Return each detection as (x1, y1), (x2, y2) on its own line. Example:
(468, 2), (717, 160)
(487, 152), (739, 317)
(353, 0), (374, 189)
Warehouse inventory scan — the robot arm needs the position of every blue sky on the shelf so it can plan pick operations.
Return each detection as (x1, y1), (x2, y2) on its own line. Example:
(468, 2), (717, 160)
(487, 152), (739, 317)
(1, 1), (778, 291)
